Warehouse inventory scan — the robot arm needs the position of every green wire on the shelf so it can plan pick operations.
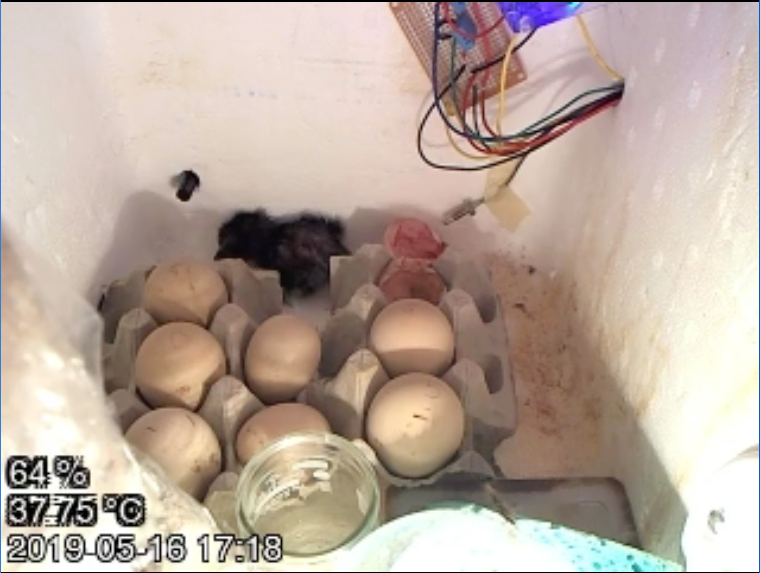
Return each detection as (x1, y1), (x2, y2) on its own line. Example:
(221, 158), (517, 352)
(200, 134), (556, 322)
(438, 36), (622, 144)
(446, 42), (474, 138)
(516, 83), (624, 136)
(449, 79), (622, 145)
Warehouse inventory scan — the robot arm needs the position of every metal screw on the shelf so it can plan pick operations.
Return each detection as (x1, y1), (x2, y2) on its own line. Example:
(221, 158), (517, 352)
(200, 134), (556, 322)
(442, 197), (485, 225)
(707, 508), (726, 534)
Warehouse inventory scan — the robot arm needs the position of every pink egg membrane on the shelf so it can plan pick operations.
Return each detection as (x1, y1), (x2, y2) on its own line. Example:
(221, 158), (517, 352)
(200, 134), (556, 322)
(378, 219), (448, 305)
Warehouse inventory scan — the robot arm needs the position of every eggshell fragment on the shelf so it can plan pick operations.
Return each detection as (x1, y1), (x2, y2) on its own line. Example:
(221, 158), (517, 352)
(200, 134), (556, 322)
(378, 258), (447, 305)
(366, 373), (465, 479)
(369, 299), (455, 377)
(143, 259), (229, 326)
(125, 407), (222, 500)
(235, 403), (331, 465)
(135, 322), (226, 410)
(244, 314), (321, 404)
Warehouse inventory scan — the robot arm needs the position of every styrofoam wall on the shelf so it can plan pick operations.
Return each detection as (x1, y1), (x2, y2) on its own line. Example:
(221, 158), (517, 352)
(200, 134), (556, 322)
(1, 1), (757, 563)
(0, 3), (137, 296)
(561, 2), (759, 560)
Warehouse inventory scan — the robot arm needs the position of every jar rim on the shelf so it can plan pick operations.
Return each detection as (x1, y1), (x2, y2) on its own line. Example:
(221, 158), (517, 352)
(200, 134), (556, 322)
(235, 430), (381, 563)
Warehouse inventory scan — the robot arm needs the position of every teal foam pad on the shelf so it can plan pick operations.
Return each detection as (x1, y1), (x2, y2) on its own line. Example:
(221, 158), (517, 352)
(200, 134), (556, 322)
(385, 475), (641, 548)
(337, 503), (684, 572)
(516, 518), (683, 572)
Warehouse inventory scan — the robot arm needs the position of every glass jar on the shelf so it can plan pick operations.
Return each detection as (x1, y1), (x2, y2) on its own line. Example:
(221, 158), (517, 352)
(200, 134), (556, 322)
(235, 430), (382, 572)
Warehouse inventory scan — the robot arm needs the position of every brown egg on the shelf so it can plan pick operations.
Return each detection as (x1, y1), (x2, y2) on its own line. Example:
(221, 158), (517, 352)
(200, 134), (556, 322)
(235, 403), (331, 465)
(244, 314), (321, 404)
(143, 259), (229, 326)
(366, 372), (465, 479)
(126, 407), (222, 500)
(135, 322), (226, 410)
(369, 299), (455, 378)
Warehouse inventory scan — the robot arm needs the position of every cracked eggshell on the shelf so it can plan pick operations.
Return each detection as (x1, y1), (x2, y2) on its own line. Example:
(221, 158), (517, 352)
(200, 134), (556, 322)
(125, 407), (222, 501)
(143, 259), (229, 327)
(235, 403), (331, 465)
(244, 314), (321, 404)
(366, 372), (465, 479)
(135, 322), (226, 410)
(369, 298), (455, 378)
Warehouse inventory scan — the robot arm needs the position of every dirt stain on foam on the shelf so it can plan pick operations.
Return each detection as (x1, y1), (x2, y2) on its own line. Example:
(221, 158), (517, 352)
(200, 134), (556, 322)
(482, 251), (608, 479)
(139, 56), (207, 89)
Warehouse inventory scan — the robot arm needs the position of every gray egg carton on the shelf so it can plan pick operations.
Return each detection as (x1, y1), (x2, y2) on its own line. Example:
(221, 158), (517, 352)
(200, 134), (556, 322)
(311, 244), (517, 487)
(101, 259), (284, 474)
(99, 246), (517, 519)
(323, 244), (517, 433)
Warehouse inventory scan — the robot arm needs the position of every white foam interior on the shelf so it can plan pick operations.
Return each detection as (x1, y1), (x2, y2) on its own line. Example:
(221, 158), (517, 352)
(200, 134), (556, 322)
(2, 2), (757, 562)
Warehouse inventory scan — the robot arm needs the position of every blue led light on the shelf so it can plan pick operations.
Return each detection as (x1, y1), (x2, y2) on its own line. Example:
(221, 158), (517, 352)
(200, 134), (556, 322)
(498, 2), (586, 32)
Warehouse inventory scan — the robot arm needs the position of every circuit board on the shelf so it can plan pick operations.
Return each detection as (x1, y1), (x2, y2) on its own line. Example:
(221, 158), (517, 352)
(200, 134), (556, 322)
(390, 2), (528, 116)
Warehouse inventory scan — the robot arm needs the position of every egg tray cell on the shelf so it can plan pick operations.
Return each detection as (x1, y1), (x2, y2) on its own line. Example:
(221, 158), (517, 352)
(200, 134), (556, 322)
(99, 245), (517, 506)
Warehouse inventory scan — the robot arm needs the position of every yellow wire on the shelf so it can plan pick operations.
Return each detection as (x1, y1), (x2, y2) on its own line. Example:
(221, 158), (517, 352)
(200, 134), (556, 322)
(496, 33), (518, 136)
(442, 46), (493, 161)
(442, 13), (623, 161)
(575, 15), (624, 82)
(444, 123), (492, 160)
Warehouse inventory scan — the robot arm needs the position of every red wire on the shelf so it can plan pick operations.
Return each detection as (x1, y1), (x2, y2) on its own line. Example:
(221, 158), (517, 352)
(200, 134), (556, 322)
(449, 2), (514, 147)
(460, 74), (491, 154)
(452, 92), (621, 157)
(442, 3), (622, 157)
(456, 3), (501, 152)
(478, 97), (623, 156)
(479, 88), (500, 138)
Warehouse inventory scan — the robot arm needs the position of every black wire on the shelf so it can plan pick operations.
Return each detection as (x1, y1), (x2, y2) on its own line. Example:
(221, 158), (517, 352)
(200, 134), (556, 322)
(418, 2), (624, 172)
(471, 85), (491, 151)
(431, 3), (622, 144)
(462, 74), (622, 144)
(431, 2), (480, 142)
(431, 3), (595, 144)
(463, 28), (537, 147)
(416, 83), (623, 172)
(431, 2), (532, 143)
(503, 154), (528, 186)
(499, 87), (624, 139)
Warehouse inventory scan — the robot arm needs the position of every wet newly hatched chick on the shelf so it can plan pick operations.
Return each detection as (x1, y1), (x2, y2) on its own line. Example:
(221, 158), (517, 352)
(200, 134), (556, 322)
(215, 208), (351, 298)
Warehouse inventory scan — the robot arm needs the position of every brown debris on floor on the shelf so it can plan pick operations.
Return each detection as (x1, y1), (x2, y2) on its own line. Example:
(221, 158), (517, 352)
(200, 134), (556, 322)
(481, 252), (609, 479)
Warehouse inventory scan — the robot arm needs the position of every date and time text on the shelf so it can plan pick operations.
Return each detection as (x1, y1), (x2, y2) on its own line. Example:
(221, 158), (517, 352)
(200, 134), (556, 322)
(4, 455), (282, 565)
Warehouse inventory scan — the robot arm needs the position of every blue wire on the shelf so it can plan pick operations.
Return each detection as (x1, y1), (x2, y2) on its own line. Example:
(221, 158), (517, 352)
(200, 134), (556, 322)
(429, 2), (621, 144)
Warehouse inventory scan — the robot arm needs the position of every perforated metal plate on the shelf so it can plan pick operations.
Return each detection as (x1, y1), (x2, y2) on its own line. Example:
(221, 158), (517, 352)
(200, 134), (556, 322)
(390, 2), (527, 116)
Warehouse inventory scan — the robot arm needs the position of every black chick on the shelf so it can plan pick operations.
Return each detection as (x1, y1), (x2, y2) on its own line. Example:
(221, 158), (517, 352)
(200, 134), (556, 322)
(214, 208), (351, 298)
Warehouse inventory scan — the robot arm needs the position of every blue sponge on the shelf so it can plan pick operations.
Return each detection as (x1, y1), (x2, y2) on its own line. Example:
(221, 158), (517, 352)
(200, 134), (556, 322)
(516, 518), (683, 572)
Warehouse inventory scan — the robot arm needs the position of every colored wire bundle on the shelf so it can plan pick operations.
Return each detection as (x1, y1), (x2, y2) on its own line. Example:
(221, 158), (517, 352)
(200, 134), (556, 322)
(418, 2), (625, 173)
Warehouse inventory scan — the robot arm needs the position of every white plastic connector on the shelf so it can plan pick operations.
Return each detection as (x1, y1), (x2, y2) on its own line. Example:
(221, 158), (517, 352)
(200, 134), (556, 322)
(681, 446), (759, 572)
